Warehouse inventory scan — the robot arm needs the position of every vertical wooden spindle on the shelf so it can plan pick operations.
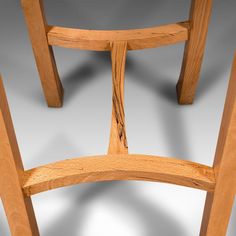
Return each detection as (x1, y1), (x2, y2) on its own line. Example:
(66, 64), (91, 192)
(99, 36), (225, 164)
(108, 41), (128, 155)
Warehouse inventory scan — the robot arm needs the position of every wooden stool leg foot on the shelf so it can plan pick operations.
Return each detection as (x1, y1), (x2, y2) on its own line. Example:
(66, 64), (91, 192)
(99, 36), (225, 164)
(176, 0), (212, 104)
(21, 0), (63, 107)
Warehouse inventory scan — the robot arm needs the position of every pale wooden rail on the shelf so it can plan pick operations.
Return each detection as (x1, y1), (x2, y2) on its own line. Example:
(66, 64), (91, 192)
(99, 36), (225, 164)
(21, 0), (212, 107)
(47, 22), (189, 51)
(22, 154), (215, 196)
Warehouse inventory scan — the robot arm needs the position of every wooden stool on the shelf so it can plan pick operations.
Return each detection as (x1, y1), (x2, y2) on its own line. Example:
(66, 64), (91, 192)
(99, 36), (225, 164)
(20, 0), (212, 107)
(1, 53), (236, 235)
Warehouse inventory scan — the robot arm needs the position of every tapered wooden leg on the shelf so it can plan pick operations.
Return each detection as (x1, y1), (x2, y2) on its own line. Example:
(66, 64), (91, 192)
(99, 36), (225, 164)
(177, 0), (212, 104)
(0, 78), (39, 236)
(200, 55), (236, 235)
(21, 0), (63, 107)
(200, 188), (235, 236)
(1, 188), (39, 236)
(108, 41), (128, 154)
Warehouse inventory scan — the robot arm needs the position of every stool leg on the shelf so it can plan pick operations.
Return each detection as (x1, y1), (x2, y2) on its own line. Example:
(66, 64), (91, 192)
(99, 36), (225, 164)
(1, 187), (39, 236)
(200, 55), (236, 235)
(0, 78), (39, 236)
(21, 0), (63, 107)
(177, 0), (212, 104)
(108, 41), (128, 154)
(200, 186), (235, 236)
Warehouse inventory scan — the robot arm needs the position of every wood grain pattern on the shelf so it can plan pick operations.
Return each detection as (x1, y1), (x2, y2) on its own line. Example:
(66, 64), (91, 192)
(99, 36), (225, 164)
(21, 0), (63, 107)
(200, 54), (236, 236)
(177, 0), (212, 104)
(0, 78), (39, 236)
(23, 154), (215, 196)
(47, 22), (189, 51)
(108, 41), (128, 154)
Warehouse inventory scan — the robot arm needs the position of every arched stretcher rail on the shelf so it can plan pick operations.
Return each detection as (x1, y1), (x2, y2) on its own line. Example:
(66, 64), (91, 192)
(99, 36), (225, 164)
(47, 22), (189, 51)
(23, 154), (215, 196)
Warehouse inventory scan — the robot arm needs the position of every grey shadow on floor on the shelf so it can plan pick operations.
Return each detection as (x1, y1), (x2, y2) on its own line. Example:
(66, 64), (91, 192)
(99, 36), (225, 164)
(227, 199), (236, 236)
(0, 208), (9, 235)
(126, 56), (192, 160)
(43, 182), (187, 236)
(44, 0), (188, 30)
(62, 52), (111, 105)
(27, 133), (83, 168)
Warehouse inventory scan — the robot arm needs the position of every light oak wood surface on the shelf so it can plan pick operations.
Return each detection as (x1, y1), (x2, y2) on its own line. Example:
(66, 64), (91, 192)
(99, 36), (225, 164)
(22, 154), (215, 196)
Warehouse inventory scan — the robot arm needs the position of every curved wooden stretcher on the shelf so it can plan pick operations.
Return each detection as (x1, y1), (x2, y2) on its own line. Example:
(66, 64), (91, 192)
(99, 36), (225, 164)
(1, 53), (236, 235)
(20, 0), (212, 107)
